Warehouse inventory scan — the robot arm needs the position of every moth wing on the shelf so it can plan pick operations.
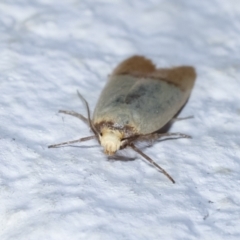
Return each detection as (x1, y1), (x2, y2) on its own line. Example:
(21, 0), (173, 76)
(135, 66), (196, 133)
(93, 56), (196, 135)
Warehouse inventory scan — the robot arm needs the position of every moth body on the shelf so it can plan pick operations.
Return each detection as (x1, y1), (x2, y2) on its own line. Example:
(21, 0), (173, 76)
(99, 128), (123, 155)
(93, 56), (196, 155)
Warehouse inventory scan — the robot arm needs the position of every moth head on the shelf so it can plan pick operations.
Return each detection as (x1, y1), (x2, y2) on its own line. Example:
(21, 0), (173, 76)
(99, 128), (123, 155)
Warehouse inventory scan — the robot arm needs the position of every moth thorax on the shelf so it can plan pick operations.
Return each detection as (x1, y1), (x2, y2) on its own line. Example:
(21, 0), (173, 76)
(99, 128), (123, 155)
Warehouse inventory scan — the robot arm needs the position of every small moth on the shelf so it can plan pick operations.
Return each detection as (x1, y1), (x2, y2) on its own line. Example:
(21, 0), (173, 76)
(49, 56), (196, 183)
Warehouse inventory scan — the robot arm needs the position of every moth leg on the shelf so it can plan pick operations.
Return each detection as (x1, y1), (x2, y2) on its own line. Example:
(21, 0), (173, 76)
(130, 143), (175, 184)
(154, 132), (192, 139)
(48, 135), (96, 148)
(128, 132), (191, 143)
(59, 110), (89, 126)
(171, 115), (194, 122)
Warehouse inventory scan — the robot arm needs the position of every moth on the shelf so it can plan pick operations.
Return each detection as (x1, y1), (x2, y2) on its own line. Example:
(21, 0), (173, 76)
(48, 56), (196, 183)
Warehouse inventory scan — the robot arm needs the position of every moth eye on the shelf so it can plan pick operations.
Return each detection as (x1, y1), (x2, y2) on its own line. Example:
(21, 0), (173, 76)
(100, 132), (103, 136)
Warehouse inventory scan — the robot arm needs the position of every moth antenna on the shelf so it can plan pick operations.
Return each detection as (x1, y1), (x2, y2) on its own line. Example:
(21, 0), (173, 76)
(59, 110), (89, 126)
(48, 135), (96, 148)
(77, 91), (98, 137)
(130, 144), (175, 184)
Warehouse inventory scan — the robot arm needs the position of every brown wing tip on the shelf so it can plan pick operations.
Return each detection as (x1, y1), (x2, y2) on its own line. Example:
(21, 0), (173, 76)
(151, 66), (197, 91)
(175, 66), (197, 82)
(112, 55), (156, 76)
(112, 56), (197, 91)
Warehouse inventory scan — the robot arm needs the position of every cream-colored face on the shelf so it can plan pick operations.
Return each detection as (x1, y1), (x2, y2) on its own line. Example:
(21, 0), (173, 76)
(99, 128), (123, 155)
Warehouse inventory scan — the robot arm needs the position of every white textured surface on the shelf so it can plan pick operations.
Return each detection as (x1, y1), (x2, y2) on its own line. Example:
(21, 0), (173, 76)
(1, 1), (240, 239)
